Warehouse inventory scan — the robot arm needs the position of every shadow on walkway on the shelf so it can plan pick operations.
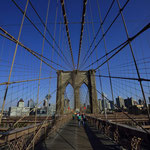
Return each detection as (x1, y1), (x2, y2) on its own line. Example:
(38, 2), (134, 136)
(35, 120), (121, 150)
(84, 123), (121, 150)
(35, 121), (78, 150)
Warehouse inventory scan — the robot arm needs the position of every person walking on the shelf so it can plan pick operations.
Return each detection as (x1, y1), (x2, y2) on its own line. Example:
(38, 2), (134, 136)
(78, 113), (81, 127)
(82, 113), (86, 126)
(72, 113), (75, 120)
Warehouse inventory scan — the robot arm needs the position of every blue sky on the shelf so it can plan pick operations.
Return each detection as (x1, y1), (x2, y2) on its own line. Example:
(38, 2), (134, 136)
(0, 0), (150, 109)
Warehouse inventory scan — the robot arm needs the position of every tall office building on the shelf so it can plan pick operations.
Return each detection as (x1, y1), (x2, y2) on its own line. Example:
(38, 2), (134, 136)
(28, 99), (35, 108)
(98, 99), (103, 112)
(124, 97), (135, 108)
(109, 101), (115, 110)
(116, 96), (125, 108)
(9, 99), (30, 116)
(43, 99), (48, 107)
(106, 101), (111, 110)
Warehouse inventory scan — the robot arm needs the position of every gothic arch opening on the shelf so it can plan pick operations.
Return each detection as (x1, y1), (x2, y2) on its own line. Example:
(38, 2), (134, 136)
(64, 83), (74, 113)
(56, 70), (98, 114)
(79, 83), (90, 113)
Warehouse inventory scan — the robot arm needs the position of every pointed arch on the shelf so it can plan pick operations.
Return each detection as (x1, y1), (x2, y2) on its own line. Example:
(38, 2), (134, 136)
(79, 83), (90, 112)
(56, 70), (98, 114)
(64, 83), (74, 113)
(64, 79), (73, 89)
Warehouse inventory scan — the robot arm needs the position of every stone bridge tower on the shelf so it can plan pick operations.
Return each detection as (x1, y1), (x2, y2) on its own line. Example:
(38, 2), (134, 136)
(56, 70), (98, 114)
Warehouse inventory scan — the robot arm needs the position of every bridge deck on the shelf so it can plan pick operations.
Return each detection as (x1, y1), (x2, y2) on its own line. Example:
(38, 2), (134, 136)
(36, 120), (121, 150)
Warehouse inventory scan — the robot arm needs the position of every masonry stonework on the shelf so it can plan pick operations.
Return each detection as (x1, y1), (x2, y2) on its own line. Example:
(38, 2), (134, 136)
(56, 70), (98, 114)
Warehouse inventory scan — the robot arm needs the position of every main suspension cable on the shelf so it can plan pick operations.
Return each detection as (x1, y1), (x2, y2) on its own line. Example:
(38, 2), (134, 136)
(11, 0), (72, 69)
(28, 0), (72, 70)
(60, 0), (75, 69)
(77, 0), (87, 69)
(80, 0), (115, 68)
(81, 0), (130, 68)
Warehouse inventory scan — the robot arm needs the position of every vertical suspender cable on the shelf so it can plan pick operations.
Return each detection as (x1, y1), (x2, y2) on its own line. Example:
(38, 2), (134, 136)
(80, 0), (115, 69)
(96, 0), (115, 105)
(47, 0), (59, 115)
(29, 1), (72, 70)
(86, 15), (93, 69)
(33, 0), (51, 149)
(116, 0), (150, 121)
(0, 0), (29, 124)
(88, 0), (104, 115)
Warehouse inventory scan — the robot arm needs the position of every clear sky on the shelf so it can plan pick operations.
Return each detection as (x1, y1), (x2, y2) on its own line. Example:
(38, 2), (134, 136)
(0, 0), (150, 109)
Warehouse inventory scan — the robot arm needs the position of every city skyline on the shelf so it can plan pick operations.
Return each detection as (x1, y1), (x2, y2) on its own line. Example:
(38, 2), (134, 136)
(0, 0), (150, 110)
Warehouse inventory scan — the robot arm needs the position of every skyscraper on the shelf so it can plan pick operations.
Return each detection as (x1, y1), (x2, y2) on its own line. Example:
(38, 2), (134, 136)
(124, 97), (135, 108)
(116, 96), (125, 108)
(28, 99), (35, 108)
(98, 99), (103, 112)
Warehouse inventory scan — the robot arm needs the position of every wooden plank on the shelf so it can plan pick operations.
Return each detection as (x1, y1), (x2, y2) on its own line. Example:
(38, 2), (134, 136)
(142, 125), (150, 129)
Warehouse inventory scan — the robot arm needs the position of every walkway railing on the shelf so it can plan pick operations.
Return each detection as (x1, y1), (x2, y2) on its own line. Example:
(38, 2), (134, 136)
(86, 115), (150, 150)
(0, 114), (72, 150)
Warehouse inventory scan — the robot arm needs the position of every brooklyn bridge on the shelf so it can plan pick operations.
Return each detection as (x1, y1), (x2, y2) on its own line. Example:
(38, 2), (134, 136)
(0, 0), (150, 149)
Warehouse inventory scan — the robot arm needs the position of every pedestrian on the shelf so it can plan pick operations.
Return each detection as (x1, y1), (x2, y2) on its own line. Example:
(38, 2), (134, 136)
(77, 113), (79, 118)
(78, 113), (81, 127)
(82, 113), (86, 126)
(72, 113), (75, 120)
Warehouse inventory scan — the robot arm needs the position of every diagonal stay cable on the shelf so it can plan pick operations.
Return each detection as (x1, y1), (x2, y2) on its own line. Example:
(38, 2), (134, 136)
(10, 88), (57, 130)
(0, 76), (56, 86)
(95, 22), (150, 70)
(0, 21), (105, 27)
(0, 27), (58, 71)
(117, 0), (150, 120)
(96, 0), (115, 104)
(33, 0), (50, 147)
(0, 32), (68, 70)
(28, 0), (72, 70)
(11, 0), (72, 70)
(0, 0), (29, 124)
(60, 0), (75, 69)
(83, 22), (150, 70)
(77, 0), (87, 69)
(95, 74), (150, 82)
(80, 0), (130, 69)
(80, 0), (115, 68)
(83, 40), (128, 70)
(96, 88), (150, 134)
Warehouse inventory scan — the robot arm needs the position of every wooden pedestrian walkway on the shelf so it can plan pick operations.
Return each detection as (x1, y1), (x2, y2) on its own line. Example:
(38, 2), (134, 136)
(36, 120), (121, 150)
